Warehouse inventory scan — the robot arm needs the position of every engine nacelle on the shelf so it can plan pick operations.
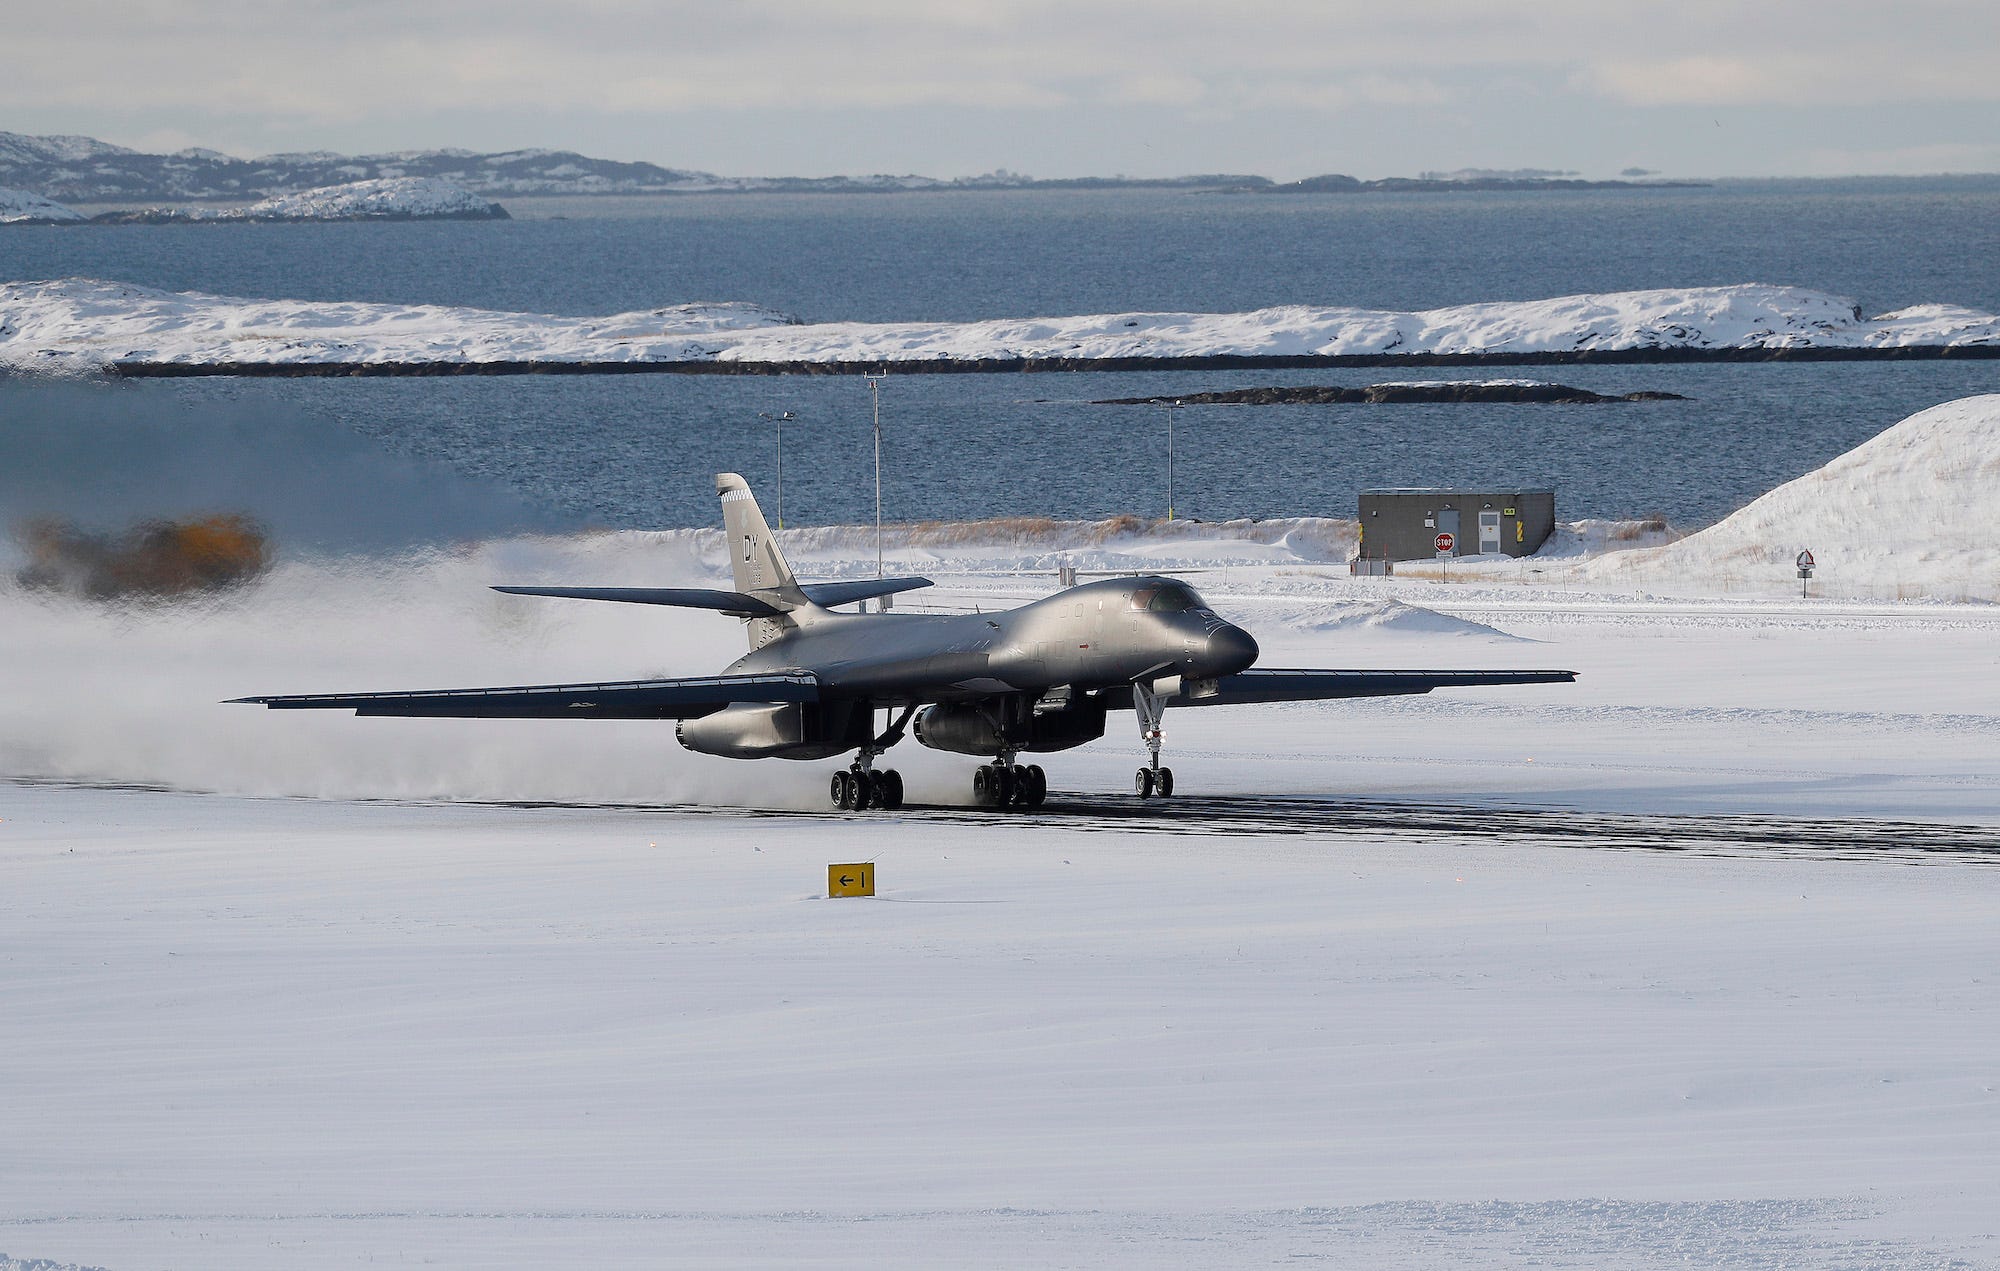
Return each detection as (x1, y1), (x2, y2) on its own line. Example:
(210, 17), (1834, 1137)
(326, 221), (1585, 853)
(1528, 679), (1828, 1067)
(912, 701), (1105, 757)
(676, 702), (865, 760)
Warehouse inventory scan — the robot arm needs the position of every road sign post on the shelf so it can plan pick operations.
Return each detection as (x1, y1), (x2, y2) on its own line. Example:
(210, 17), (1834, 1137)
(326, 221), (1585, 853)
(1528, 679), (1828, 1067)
(1796, 548), (1815, 599)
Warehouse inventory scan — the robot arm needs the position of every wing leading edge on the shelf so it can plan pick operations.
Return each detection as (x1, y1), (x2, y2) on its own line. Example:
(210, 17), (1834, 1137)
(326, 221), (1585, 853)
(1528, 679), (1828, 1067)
(1173, 668), (1576, 706)
(230, 671), (818, 719)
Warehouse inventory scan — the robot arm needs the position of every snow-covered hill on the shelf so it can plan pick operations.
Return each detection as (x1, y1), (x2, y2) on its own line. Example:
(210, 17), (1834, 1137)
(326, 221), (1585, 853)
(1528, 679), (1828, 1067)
(4, 281), (1995, 373)
(87, 177), (509, 223)
(1586, 394), (2000, 598)
(229, 176), (506, 220)
(0, 187), (83, 224)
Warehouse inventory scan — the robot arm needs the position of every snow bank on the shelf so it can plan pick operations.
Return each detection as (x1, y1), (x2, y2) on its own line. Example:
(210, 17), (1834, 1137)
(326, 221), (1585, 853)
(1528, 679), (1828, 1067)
(1586, 394), (2000, 599)
(0, 187), (82, 223)
(776, 514), (1358, 575)
(4, 281), (1996, 372)
(1273, 597), (1528, 640)
(0, 279), (799, 372)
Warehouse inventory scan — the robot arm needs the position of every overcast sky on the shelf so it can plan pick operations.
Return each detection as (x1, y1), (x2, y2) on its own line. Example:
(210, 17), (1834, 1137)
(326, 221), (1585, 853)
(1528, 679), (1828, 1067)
(8, 1), (2000, 179)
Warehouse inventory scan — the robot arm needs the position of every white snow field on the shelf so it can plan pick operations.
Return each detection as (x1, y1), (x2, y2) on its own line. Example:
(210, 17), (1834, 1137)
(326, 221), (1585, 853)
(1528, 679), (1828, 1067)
(5, 397), (2000, 1269)
(3, 279), (1998, 371)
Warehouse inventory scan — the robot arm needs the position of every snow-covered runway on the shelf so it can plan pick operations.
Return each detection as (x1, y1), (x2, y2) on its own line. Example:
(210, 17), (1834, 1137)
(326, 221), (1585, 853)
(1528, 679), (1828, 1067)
(4, 782), (1996, 1271)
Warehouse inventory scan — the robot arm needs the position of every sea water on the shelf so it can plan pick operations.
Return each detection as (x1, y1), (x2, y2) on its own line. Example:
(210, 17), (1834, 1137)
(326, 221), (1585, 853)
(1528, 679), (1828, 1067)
(5, 182), (2000, 542)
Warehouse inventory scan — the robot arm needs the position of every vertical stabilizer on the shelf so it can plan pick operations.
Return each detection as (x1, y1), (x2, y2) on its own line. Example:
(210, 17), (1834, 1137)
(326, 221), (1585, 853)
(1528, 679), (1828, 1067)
(716, 473), (807, 649)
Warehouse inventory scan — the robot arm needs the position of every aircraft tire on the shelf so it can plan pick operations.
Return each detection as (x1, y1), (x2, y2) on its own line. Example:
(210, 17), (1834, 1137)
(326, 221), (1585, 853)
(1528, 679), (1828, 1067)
(832, 770), (853, 810)
(973, 765), (994, 807)
(879, 770), (904, 810)
(852, 771), (874, 811)
(1157, 767), (1174, 798)
(1022, 764), (1047, 808)
(1135, 767), (1155, 798)
(996, 765), (1017, 808)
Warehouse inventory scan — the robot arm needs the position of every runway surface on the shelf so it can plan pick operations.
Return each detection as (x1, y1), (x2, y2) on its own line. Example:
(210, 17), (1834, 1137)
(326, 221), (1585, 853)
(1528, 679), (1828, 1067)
(484, 791), (2000, 866)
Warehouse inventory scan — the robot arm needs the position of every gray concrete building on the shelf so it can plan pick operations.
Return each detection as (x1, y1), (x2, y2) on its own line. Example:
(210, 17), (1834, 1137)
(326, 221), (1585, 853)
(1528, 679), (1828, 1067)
(1356, 489), (1556, 562)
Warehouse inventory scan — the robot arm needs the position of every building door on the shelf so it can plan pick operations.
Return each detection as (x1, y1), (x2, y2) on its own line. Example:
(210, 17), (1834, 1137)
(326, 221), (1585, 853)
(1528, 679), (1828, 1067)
(1479, 510), (1502, 554)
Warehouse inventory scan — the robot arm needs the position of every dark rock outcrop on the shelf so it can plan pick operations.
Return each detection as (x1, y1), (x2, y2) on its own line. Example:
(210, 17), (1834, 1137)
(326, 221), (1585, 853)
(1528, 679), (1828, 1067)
(1094, 382), (1690, 405)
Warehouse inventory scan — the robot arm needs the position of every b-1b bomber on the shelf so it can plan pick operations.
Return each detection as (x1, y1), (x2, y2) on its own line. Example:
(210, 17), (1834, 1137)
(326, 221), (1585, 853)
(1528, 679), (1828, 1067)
(236, 474), (1576, 810)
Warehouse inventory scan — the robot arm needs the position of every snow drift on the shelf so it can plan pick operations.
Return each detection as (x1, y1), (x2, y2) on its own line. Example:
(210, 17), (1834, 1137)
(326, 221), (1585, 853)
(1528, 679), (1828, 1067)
(4, 280), (1996, 373)
(1586, 394), (2000, 599)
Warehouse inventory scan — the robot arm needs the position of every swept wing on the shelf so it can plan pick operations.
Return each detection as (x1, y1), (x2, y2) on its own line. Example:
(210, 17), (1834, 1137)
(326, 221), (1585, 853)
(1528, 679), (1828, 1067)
(1173, 668), (1576, 706)
(230, 671), (817, 719)
(490, 576), (932, 616)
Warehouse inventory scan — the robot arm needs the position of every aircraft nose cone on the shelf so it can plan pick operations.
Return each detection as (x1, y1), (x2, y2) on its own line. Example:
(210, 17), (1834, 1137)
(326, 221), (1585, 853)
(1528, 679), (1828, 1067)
(1205, 624), (1259, 675)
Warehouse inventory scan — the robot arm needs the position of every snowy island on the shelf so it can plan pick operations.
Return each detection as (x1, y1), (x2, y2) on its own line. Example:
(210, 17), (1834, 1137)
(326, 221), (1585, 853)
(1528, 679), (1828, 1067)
(3, 280), (1997, 376)
(0, 178), (508, 226)
(0, 186), (86, 224)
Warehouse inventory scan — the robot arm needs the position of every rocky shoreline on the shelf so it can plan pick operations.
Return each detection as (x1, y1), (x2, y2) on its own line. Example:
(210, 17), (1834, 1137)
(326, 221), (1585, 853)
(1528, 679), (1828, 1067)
(90, 346), (2000, 378)
(1095, 382), (1688, 405)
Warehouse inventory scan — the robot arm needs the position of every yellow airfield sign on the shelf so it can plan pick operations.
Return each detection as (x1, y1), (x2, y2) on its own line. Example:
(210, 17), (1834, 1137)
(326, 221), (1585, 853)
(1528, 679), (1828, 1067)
(828, 863), (875, 897)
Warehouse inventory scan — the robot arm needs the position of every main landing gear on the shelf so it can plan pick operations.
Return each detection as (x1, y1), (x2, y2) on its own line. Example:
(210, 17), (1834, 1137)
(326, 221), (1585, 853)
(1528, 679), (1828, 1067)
(972, 757), (1047, 810)
(1132, 679), (1175, 800)
(831, 704), (916, 812)
(832, 765), (903, 811)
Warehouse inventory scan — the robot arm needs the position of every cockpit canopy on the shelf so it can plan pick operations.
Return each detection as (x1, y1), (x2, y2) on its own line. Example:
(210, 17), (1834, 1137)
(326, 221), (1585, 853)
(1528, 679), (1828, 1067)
(1128, 582), (1207, 613)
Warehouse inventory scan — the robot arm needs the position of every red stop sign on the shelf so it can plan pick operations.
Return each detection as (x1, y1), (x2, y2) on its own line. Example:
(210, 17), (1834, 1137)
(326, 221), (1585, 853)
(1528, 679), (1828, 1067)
(1435, 531), (1455, 553)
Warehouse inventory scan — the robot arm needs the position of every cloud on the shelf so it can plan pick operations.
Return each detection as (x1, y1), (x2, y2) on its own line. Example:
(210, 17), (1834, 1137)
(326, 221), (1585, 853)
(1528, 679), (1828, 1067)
(4, 0), (1998, 174)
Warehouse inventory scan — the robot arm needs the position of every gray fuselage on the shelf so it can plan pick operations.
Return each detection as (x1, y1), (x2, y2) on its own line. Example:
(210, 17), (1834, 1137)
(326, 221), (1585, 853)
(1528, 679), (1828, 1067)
(727, 576), (1259, 705)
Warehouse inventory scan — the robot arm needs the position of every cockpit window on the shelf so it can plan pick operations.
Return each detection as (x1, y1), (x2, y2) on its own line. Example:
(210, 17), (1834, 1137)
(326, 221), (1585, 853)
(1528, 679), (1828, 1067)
(1129, 583), (1205, 612)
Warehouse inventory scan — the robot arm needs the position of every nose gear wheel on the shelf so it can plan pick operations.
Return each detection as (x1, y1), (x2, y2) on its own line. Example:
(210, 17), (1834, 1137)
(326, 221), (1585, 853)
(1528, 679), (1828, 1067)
(1132, 679), (1177, 799)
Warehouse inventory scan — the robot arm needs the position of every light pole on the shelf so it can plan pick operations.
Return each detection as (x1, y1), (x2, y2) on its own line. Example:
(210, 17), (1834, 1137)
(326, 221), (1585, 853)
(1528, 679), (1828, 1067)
(866, 372), (886, 577)
(758, 411), (793, 529)
(1150, 398), (1181, 520)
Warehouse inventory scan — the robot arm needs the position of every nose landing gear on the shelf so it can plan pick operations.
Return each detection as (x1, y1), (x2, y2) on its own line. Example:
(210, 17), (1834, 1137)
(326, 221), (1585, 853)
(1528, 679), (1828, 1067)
(1132, 679), (1175, 799)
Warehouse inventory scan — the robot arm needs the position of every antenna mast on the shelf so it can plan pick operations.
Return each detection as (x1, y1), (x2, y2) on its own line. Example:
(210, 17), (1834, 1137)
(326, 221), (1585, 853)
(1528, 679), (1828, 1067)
(1152, 398), (1182, 521)
(759, 411), (793, 529)
(867, 371), (886, 577)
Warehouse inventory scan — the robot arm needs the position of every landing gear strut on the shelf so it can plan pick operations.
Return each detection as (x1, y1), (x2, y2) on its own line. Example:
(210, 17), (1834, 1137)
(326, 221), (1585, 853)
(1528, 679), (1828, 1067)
(972, 754), (1047, 810)
(830, 704), (916, 812)
(1132, 680), (1175, 799)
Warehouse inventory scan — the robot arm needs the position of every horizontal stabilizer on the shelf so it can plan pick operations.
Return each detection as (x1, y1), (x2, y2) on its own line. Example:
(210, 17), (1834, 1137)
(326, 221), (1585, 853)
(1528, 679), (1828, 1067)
(492, 585), (783, 618)
(1171, 667), (1576, 707)
(230, 671), (818, 719)
(798, 576), (934, 608)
